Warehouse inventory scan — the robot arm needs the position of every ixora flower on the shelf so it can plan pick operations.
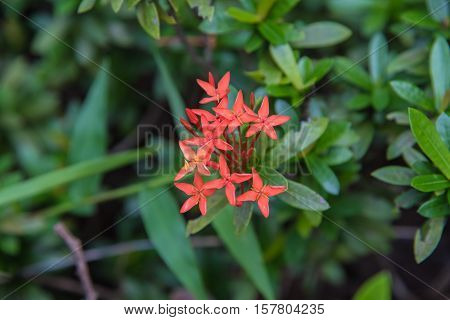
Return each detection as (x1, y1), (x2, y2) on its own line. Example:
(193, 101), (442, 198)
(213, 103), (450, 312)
(175, 72), (290, 218)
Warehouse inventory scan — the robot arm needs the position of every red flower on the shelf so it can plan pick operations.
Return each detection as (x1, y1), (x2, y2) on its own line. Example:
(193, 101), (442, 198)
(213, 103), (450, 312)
(213, 90), (258, 133)
(175, 172), (216, 215)
(246, 96), (290, 140)
(204, 155), (252, 205)
(197, 72), (230, 104)
(183, 116), (233, 151)
(174, 141), (212, 181)
(237, 168), (287, 218)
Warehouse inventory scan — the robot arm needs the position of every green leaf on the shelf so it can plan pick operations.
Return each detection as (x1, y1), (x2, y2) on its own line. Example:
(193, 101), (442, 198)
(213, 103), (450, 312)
(267, 117), (328, 166)
(258, 21), (290, 45)
(335, 57), (372, 91)
(307, 58), (334, 83)
(368, 33), (388, 85)
(352, 123), (374, 160)
(212, 207), (274, 299)
(371, 86), (390, 110)
(0, 149), (147, 208)
(436, 112), (450, 148)
(269, 44), (304, 90)
(137, 1), (160, 39)
(303, 210), (322, 227)
(426, 0), (449, 23)
(314, 121), (349, 152)
(258, 167), (288, 188)
(111, 0), (124, 12)
(292, 21), (351, 49)
(409, 108), (450, 179)
(186, 194), (228, 234)
(371, 166), (416, 186)
(387, 131), (415, 160)
(245, 32), (264, 53)
(268, 0), (301, 19)
(322, 147), (353, 166)
(414, 217), (446, 263)
(390, 81), (434, 111)
(395, 189), (427, 209)
(418, 195), (449, 218)
(227, 7), (260, 23)
(430, 36), (450, 111)
(139, 188), (208, 299)
(234, 202), (253, 235)
(353, 271), (392, 300)
(149, 43), (185, 136)
(386, 111), (409, 125)
(68, 61), (109, 213)
(199, 1), (247, 34)
(278, 179), (330, 211)
(187, 0), (214, 20)
(78, 0), (96, 13)
(387, 47), (427, 76)
(411, 174), (450, 192)
(306, 155), (340, 195)
(256, 0), (278, 19)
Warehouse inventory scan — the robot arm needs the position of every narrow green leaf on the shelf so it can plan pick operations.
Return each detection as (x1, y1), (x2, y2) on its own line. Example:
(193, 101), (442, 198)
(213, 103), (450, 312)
(409, 108), (450, 179)
(234, 202), (253, 235)
(411, 174), (450, 192)
(371, 86), (390, 110)
(291, 21), (352, 49)
(436, 112), (450, 148)
(368, 33), (388, 85)
(186, 194), (228, 234)
(68, 61), (109, 213)
(270, 44), (304, 90)
(78, 0), (96, 13)
(199, 1), (247, 34)
(418, 195), (449, 218)
(426, 0), (449, 23)
(353, 271), (392, 300)
(111, 0), (124, 12)
(137, 1), (160, 39)
(268, 0), (301, 19)
(352, 123), (374, 160)
(390, 81), (434, 111)
(139, 188), (208, 299)
(306, 155), (340, 195)
(256, 0), (277, 19)
(0, 149), (147, 207)
(227, 7), (260, 23)
(387, 131), (415, 160)
(430, 36), (450, 111)
(322, 147), (353, 166)
(387, 47), (427, 75)
(314, 121), (349, 152)
(414, 217), (446, 263)
(371, 166), (416, 186)
(258, 21), (290, 45)
(212, 207), (274, 299)
(395, 189), (427, 209)
(334, 57), (372, 91)
(278, 179), (330, 211)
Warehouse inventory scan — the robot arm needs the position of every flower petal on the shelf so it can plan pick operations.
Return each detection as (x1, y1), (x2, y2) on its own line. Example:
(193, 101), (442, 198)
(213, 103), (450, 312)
(257, 196), (270, 218)
(175, 182), (196, 195)
(218, 71), (230, 94)
(214, 138), (233, 151)
(193, 172), (204, 188)
(258, 96), (269, 118)
(204, 178), (226, 190)
(262, 125), (278, 140)
(245, 123), (262, 138)
(230, 173), (252, 183)
(179, 141), (196, 160)
(208, 72), (215, 87)
(196, 79), (215, 96)
(216, 96), (228, 109)
(199, 196), (208, 216)
(251, 168), (263, 190)
(192, 109), (216, 121)
(236, 190), (258, 202)
(174, 165), (194, 181)
(213, 107), (234, 120)
(232, 90), (244, 113)
(267, 115), (290, 126)
(225, 182), (236, 206)
(180, 195), (200, 213)
(264, 185), (287, 197)
(197, 163), (211, 176)
(200, 96), (217, 104)
(218, 154), (230, 178)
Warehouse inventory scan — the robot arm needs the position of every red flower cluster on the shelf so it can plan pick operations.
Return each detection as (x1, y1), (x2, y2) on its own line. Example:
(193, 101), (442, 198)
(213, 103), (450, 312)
(174, 72), (290, 218)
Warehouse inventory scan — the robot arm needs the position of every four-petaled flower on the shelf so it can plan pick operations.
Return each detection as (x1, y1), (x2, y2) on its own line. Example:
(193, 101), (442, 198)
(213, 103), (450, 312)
(197, 72), (230, 104)
(174, 71), (289, 218)
(204, 155), (252, 205)
(246, 96), (290, 140)
(237, 168), (287, 218)
(175, 172), (216, 216)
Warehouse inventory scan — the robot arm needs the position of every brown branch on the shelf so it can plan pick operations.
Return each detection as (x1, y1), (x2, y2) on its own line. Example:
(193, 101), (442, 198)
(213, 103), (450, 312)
(54, 222), (98, 300)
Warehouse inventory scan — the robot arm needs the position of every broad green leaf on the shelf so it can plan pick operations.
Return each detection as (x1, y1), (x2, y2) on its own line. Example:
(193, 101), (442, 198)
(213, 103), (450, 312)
(303, 210), (322, 227)
(186, 194), (228, 234)
(348, 93), (371, 110)
(334, 57), (372, 91)
(227, 7), (260, 23)
(402, 147), (429, 168)
(139, 188), (208, 299)
(353, 271), (392, 300)
(212, 207), (274, 299)
(371, 86), (390, 110)
(256, 0), (277, 18)
(258, 167), (288, 188)
(430, 36), (450, 111)
(371, 166), (415, 186)
(436, 112), (450, 148)
(386, 111), (409, 125)
(258, 21), (291, 45)
(78, 0), (96, 13)
(306, 155), (340, 195)
(199, 1), (247, 34)
(111, 0), (124, 12)
(411, 174), (450, 192)
(274, 99), (299, 124)
(68, 61), (109, 213)
(137, 1), (160, 39)
(234, 202), (253, 235)
(245, 33), (264, 53)
(414, 217), (446, 263)
(278, 179), (330, 211)
(268, 0), (301, 19)
(390, 81), (434, 111)
(0, 149), (147, 207)
(387, 47), (427, 75)
(322, 147), (353, 166)
(314, 121), (349, 152)
(426, 0), (449, 23)
(387, 131), (415, 160)
(149, 43), (185, 136)
(395, 189), (427, 209)
(267, 117), (328, 166)
(270, 44), (304, 90)
(307, 58), (334, 83)
(368, 33), (388, 85)
(292, 21), (351, 49)
(352, 123), (374, 160)
(418, 195), (449, 218)
(409, 108), (450, 179)
(187, 0), (214, 20)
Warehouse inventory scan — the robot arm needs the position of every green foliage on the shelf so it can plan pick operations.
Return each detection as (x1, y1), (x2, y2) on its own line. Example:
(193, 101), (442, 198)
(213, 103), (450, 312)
(353, 271), (392, 300)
